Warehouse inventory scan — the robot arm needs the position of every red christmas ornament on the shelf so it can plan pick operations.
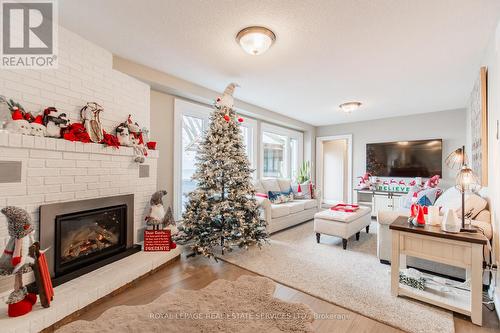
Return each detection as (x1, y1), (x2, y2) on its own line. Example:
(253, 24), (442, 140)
(224, 114), (230, 122)
(216, 97), (221, 102)
(237, 117), (244, 123)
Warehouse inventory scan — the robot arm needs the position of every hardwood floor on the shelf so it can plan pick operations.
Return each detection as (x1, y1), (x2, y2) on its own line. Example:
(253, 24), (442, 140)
(50, 255), (499, 333)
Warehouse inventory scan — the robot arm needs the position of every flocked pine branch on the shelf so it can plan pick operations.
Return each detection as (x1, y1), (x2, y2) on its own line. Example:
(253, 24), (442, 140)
(174, 84), (268, 258)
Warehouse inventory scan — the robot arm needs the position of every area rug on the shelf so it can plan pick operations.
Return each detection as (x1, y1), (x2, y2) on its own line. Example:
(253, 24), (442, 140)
(222, 221), (455, 333)
(56, 275), (315, 333)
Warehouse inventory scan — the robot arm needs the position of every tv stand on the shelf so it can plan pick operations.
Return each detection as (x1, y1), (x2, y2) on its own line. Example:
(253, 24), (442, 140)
(354, 189), (407, 217)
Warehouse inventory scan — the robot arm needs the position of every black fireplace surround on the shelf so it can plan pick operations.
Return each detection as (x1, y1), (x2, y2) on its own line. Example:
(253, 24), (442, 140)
(40, 194), (141, 286)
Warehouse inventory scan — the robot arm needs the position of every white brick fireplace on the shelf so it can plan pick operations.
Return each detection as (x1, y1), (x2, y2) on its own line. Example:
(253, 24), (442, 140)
(0, 26), (180, 332)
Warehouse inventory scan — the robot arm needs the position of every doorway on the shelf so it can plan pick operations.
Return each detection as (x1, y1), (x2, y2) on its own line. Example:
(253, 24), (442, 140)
(316, 135), (352, 205)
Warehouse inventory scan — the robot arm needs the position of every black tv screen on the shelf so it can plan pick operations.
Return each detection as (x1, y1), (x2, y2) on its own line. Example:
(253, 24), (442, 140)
(366, 139), (442, 177)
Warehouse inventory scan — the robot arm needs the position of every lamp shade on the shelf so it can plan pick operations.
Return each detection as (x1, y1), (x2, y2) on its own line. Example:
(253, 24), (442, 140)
(445, 147), (467, 169)
(455, 165), (480, 192)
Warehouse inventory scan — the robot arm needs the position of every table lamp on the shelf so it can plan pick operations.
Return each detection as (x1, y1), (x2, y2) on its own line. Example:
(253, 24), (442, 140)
(455, 164), (480, 232)
(446, 145), (480, 232)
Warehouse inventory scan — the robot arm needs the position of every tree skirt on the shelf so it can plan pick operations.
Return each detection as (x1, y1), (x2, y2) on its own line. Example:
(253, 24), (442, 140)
(57, 275), (314, 333)
(221, 221), (455, 333)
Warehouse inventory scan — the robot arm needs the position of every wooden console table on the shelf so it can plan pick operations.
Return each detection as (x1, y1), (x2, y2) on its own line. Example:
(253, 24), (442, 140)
(389, 216), (487, 326)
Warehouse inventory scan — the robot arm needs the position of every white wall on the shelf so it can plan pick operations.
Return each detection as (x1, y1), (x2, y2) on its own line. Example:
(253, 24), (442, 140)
(150, 90), (175, 209)
(114, 57), (317, 180)
(322, 139), (347, 202)
(0, 29), (150, 132)
(470, 22), (500, 299)
(316, 109), (466, 190)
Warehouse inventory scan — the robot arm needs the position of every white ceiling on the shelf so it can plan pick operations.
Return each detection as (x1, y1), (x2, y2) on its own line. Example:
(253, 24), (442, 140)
(59, 0), (500, 126)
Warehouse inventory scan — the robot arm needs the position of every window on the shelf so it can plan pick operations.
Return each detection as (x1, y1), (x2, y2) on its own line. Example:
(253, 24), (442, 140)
(174, 99), (257, 219)
(261, 123), (303, 180)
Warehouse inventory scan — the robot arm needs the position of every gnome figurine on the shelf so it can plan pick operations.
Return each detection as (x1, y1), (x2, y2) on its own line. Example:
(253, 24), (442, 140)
(145, 191), (177, 248)
(215, 83), (239, 109)
(0, 207), (37, 317)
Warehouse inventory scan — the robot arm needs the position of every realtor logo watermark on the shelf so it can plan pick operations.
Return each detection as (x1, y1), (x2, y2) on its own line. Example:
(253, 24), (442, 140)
(1, 0), (58, 68)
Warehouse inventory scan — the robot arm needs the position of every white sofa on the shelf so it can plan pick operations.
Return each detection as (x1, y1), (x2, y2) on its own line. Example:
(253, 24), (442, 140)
(377, 187), (493, 280)
(253, 178), (320, 234)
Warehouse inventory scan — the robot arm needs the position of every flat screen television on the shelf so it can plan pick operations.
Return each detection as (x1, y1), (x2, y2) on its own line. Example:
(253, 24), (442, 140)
(366, 139), (442, 178)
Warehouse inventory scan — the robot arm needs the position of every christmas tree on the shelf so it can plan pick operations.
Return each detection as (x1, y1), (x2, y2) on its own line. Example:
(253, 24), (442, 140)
(175, 83), (268, 257)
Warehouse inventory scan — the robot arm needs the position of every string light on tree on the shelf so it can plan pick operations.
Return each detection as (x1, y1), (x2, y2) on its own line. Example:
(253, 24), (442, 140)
(174, 83), (268, 257)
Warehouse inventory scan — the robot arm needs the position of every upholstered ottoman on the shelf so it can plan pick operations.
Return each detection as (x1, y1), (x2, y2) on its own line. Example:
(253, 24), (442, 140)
(314, 207), (371, 249)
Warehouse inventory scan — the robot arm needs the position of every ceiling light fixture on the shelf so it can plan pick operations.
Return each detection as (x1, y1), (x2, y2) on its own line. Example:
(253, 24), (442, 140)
(236, 26), (276, 55)
(339, 102), (362, 113)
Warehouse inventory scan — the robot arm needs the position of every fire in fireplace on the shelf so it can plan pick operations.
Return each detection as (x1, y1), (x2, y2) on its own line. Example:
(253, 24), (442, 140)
(39, 194), (140, 286)
(55, 205), (126, 277)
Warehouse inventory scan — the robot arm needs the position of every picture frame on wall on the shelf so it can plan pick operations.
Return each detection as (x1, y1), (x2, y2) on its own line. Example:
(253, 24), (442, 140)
(469, 66), (488, 186)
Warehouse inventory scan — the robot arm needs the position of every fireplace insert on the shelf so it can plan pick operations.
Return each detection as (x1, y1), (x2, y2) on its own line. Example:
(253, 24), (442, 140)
(39, 194), (141, 286)
(55, 205), (127, 277)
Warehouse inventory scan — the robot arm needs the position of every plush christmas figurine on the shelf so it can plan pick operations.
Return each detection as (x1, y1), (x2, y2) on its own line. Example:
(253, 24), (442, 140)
(80, 102), (104, 143)
(356, 173), (371, 190)
(0, 207), (37, 317)
(43, 107), (69, 138)
(6, 107), (31, 135)
(30, 115), (46, 137)
(145, 191), (177, 248)
(23, 112), (35, 123)
(215, 83), (239, 109)
(125, 115), (148, 163)
(424, 175), (440, 189)
(416, 206), (426, 226)
(116, 123), (131, 146)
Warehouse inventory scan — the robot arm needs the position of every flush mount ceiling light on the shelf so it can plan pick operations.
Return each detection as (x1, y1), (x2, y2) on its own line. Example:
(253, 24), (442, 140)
(339, 102), (362, 113)
(236, 26), (276, 55)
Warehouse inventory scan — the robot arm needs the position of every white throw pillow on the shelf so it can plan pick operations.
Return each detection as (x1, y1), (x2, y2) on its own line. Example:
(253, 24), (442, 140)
(434, 187), (461, 210)
(434, 187), (487, 219)
(261, 179), (281, 192)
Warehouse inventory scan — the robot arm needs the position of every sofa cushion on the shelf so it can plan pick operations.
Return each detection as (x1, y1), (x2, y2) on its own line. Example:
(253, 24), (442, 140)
(462, 194), (488, 219)
(315, 206), (371, 223)
(302, 199), (317, 210)
(261, 179), (281, 192)
(471, 219), (493, 240)
(252, 179), (266, 194)
(285, 201), (306, 214)
(474, 209), (490, 223)
(277, 178), (292, 192)
(271, 204), (290, 218)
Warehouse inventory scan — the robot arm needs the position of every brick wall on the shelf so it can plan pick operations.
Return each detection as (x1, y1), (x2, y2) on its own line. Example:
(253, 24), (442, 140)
(0, 27), (150, 131)
(0, 133), (158, 246)
(0, 27), (156, 292)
